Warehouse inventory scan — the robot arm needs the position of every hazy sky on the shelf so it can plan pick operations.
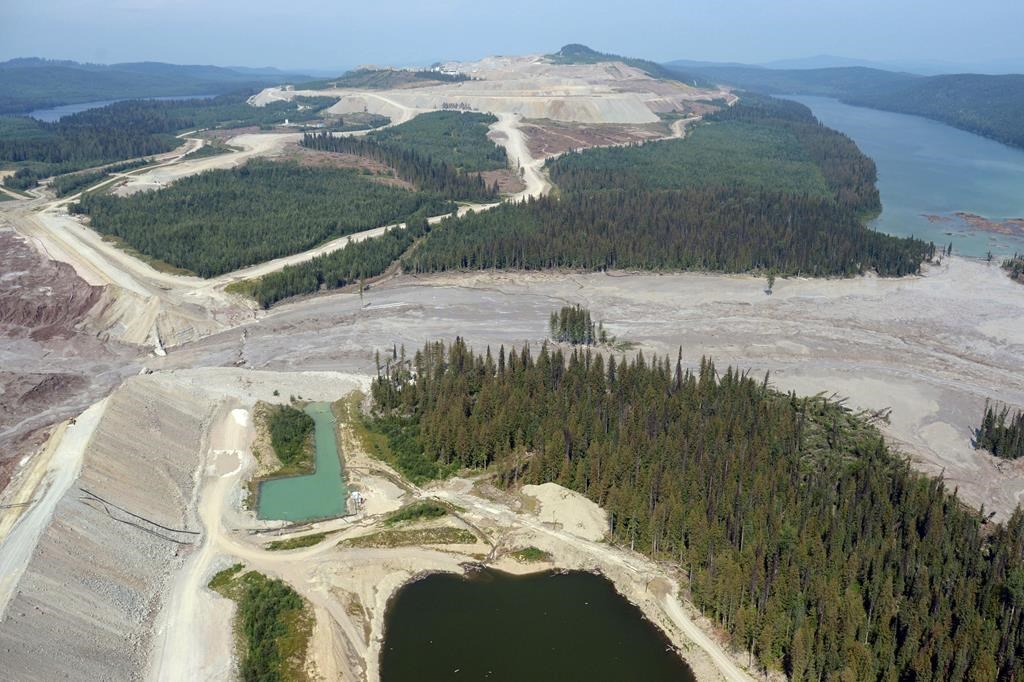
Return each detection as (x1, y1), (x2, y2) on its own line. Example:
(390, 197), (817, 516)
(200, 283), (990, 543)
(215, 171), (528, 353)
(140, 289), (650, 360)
(3, 0), (1023, 72)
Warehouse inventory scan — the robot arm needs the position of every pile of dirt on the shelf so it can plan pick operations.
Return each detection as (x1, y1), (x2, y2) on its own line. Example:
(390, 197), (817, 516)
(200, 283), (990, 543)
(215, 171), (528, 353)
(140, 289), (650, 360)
(520, 119), (668, 157)
(0, 229), (103, 339)
(0, 227), (141, 493)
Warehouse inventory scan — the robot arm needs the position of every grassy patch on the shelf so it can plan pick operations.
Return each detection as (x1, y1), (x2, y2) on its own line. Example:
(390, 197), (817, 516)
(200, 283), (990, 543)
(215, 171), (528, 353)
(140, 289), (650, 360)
(266, 532), (329, 551)
(510, 546), (552, 563)
(209, 568), (312, 682)
(209, 563), (245, 591)
(341, 526), (476, 548)
(384, 500), (449, 525)
(182, 142), (236, 161)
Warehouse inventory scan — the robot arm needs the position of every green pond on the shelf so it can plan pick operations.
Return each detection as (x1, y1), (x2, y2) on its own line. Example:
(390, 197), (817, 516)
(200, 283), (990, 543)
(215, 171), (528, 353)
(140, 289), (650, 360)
(381, 569), (697, 681)
(257, 402), (347, 522)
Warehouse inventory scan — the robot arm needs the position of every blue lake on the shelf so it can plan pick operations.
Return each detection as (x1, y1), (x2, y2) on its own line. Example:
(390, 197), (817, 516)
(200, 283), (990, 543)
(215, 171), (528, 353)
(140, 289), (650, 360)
(789, 95), (1024, 257)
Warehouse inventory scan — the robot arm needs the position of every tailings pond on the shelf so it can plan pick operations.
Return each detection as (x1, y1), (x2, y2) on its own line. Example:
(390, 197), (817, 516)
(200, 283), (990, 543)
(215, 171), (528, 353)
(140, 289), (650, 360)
(789, 95), (1024, 257)
(380, 569), (696, 682)
(257, 402), (347, 522)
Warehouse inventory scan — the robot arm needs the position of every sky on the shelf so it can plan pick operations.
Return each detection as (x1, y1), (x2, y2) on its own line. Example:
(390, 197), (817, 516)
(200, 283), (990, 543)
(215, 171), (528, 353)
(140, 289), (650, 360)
(3, 0), (1023, 73)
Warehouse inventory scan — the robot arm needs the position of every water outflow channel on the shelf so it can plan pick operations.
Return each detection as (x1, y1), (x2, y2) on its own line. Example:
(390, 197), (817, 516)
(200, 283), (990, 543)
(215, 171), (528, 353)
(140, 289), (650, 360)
(380, 569), (697, 682)
(257, 402), (347, 522)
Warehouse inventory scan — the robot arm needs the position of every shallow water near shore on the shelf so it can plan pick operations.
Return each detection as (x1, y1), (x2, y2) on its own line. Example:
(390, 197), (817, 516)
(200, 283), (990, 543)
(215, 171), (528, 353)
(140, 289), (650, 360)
(257, 402), (347, 522)
(789, 95), (1024, 257)
(380, 569), (697, 682)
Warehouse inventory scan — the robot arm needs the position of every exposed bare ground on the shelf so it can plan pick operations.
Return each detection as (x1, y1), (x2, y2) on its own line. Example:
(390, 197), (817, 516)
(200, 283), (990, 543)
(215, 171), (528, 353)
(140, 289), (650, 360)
(520, 118), (670, 157)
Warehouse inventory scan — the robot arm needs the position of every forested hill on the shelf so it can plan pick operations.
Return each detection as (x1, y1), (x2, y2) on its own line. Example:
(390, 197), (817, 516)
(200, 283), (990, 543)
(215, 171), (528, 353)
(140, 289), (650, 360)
(405, 95), (930, 278)
(1, 93), (339, 187)
(0, 58), (310, 115)
(843, 74), (1024, 149)
(665, 61), (1024, 149)
(371, 339), (1024, 680)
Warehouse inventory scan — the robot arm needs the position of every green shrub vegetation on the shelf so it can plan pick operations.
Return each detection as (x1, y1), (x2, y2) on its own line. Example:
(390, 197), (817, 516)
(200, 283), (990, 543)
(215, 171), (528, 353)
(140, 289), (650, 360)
(266, 533), (328, 551)
(268, 404), (315, 468)
(405, 96), (929, 279)
(341, 526), (476, 548)
(510, 547), (551, 562)
(976, 402), (1024, 460)
(384, 500), (449, 525)
(209, 568), (311, 682)
(371, 338), (1024, 680)
(73, 161), (453, 277)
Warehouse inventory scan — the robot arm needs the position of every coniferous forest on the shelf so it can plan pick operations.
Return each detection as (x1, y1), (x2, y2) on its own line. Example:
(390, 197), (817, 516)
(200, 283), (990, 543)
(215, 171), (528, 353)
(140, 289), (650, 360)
(73, 161), (452, 277)
(977, 403), (1024, 460)
(235, 214), (432, 308)
(371, 339), (1024, 681)
(404, 189), (930, 277)
(0, 93), (340, 187)
(301, 132), (498, 202)
(406, 97), (931, 278)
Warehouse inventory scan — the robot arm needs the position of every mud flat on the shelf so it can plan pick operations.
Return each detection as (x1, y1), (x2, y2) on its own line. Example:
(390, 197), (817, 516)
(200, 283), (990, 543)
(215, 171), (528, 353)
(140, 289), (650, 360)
(165, 256), (1024, 520)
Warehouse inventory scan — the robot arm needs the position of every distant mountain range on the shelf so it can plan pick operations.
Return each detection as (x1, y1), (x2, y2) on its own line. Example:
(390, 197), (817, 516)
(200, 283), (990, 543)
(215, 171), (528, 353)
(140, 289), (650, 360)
(662, 58), (1024, 149)
(0, 58), (312, 115)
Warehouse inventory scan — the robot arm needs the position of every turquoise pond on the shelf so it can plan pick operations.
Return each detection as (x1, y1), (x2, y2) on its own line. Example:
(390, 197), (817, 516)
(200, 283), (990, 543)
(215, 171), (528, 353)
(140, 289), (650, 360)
(256, 402), (347, 522)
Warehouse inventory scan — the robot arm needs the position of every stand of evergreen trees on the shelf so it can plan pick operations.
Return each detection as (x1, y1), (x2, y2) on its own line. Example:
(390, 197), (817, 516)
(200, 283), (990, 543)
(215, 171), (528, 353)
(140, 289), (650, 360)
(301, 132), (497, 201)
(404, 189), (931, 277)
(370, 339), (1024, 680)
(73, 161), (452, 277)
(977, 403), (1024, 460)
(1005, 254), (1024, 284)
(549, 305), (606, 345)
(236, 214), (433, 308)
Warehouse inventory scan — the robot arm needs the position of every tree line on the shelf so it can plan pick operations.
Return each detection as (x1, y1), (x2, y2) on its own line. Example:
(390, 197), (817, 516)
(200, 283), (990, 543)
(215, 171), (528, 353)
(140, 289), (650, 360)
(235, 214), (433, 308)
(74, 161), (452, 277)
(403, 188), (932, 277)
(369, 338), (1024, 680)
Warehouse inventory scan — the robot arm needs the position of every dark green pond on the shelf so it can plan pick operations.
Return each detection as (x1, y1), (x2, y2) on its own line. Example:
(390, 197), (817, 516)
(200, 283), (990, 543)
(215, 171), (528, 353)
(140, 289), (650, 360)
(380, 569), (696, 682)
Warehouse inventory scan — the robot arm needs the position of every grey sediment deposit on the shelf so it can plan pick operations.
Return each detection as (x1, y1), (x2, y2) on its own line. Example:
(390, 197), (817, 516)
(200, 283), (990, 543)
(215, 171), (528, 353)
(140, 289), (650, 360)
(0, 377), (214, 681)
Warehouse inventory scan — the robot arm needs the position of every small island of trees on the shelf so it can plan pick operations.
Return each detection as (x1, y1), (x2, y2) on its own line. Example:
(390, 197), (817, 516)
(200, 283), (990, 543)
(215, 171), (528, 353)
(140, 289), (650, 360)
(549, 304), (608, 345)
